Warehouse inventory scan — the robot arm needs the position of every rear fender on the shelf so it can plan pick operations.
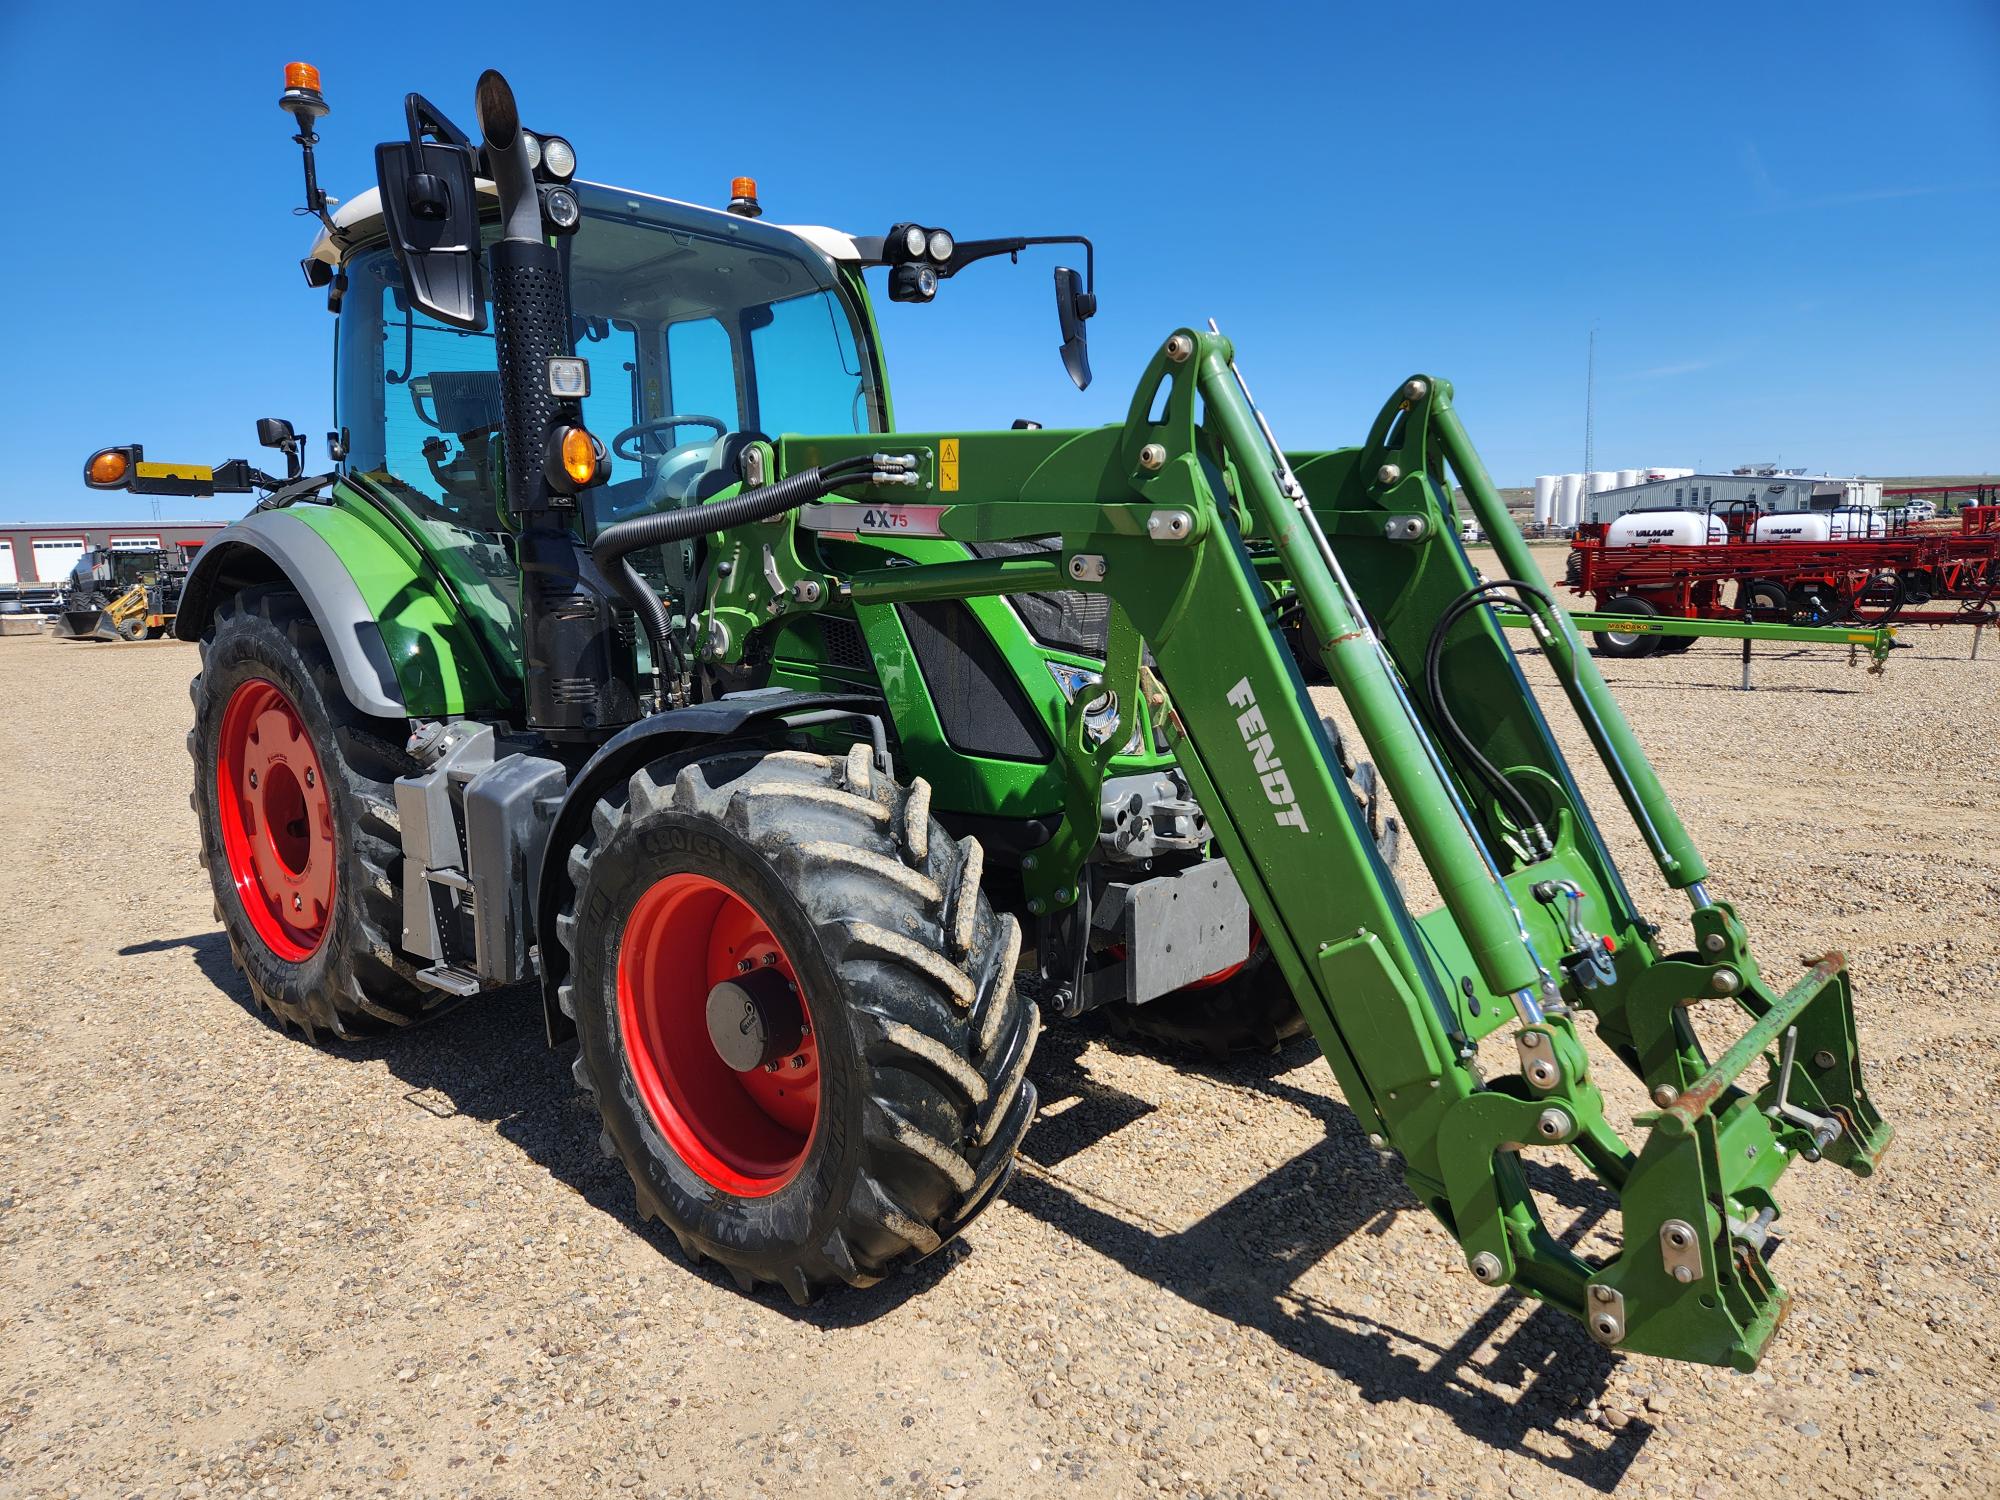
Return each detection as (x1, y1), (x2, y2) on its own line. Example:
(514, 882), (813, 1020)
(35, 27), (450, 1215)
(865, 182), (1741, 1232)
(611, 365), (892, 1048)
(175, 510), (407, 717)
(175, 505), (510, 719)
(533, 691), (889, 1045)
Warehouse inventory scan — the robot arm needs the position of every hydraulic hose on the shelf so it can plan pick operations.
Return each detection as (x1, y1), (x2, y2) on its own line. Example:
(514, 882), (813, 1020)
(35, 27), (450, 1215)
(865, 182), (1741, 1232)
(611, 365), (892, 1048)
(591, 457), (877, 693)
(1424, 578), (1559, 858)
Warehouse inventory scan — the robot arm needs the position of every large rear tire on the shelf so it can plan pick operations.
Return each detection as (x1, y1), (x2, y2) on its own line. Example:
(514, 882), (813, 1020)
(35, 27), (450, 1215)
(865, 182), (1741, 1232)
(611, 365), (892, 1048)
(190, 586), (435, 1038)
(558, 744), (1039, 1303)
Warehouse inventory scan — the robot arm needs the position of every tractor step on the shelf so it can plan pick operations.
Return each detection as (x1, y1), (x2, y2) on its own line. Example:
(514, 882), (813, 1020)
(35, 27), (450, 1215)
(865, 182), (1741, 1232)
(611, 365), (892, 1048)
(414, 963), (481, 997)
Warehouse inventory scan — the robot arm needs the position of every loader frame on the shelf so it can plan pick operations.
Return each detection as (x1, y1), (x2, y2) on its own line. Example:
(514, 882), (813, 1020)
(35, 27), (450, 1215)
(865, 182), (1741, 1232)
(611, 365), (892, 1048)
(692, 330), (1891, 1368)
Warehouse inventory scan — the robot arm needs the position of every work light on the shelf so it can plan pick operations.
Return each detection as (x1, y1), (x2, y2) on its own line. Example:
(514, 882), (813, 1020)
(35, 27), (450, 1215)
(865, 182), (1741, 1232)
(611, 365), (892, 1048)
(926, 228), (954, 263)
(541, 136), (576, 181)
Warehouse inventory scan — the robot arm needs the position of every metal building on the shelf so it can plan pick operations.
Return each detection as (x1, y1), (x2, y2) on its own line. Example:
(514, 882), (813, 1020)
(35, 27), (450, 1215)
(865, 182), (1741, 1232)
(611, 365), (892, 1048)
(0, 520), (225, 611)
(1578, 468), (1884, 526)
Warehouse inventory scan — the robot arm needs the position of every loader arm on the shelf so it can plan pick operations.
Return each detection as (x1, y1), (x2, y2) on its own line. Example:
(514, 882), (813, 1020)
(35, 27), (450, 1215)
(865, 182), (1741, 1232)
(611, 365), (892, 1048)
(698, 327), (1890, 1369)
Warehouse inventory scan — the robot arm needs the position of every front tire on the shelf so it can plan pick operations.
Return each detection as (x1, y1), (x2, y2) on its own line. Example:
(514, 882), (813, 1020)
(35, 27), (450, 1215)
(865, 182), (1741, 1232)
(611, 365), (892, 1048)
(559, 745), (1039, 1303)
(190, 586), (434, 1038)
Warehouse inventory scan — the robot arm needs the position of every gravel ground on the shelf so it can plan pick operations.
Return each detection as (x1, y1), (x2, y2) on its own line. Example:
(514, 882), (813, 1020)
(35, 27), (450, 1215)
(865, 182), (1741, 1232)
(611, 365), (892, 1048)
(1, 568), (1995, 1499)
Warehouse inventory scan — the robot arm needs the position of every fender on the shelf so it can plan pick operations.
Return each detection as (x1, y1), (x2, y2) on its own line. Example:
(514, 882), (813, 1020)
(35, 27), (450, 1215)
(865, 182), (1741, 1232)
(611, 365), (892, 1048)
(533, 690), (888, 1044)
(175, 510), (407, 717)
(175, 501), (513, 719)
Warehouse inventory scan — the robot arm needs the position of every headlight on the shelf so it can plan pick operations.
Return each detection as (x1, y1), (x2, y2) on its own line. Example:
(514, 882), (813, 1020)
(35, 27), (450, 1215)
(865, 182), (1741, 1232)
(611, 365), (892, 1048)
(542, 185), (582, 232)
(926, 228), (954, 262)
(522, 132), (541, 170)
(541, 136), (576, 181)
(902, 224), (928, 260)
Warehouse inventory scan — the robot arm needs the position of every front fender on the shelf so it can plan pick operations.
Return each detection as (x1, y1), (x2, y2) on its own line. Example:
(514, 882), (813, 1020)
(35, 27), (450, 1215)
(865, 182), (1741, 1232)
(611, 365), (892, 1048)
(533, 690), (888, 1045)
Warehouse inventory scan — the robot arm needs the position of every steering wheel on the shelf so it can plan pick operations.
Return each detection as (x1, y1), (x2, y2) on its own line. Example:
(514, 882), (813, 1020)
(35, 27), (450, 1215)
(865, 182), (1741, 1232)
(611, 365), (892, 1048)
(612, 415), (728, 464)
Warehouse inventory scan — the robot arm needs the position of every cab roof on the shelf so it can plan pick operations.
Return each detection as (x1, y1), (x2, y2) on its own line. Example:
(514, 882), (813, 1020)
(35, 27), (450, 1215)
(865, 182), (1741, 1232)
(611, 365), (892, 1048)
(307, 180), (878, 271)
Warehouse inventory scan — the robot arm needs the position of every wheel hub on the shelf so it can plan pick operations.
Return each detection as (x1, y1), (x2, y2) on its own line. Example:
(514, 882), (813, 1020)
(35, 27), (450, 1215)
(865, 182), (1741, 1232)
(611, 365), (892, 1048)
(705, 966), (805, 1073)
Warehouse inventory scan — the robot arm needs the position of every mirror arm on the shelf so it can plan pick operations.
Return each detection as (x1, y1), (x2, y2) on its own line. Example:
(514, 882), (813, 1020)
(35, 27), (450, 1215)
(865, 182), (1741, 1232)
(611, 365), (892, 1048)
(941, 235), (1096, 302)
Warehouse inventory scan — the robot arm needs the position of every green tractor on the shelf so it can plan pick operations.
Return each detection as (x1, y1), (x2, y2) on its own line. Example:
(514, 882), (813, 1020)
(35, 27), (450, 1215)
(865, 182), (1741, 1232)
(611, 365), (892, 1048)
(90, 63), (1891, 1368)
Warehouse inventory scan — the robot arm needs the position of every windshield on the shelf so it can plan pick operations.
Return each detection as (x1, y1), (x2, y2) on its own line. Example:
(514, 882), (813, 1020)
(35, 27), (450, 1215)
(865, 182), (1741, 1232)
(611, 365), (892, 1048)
(335, 184), (885, 539)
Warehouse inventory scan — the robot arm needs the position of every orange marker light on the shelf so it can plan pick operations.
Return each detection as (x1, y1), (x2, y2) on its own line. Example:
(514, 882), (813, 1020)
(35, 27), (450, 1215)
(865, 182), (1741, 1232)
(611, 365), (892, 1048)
(561, 427), (598, 487)
(284, 61), (321, 92)
(727, 176), (763, 219)
(87, 449), (129, 486)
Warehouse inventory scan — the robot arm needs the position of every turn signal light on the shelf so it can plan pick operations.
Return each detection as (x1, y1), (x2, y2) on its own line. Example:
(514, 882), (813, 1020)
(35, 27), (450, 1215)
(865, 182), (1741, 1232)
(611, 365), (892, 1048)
(85, 448), (131, 487)
(546, 424), (609, 494)
(561, 427), (596, 485)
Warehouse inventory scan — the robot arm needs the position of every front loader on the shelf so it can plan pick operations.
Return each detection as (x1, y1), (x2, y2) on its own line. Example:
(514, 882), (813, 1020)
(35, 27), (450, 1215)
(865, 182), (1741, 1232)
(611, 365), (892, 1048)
(90, 63), (1891, 1371)
(49, 545), (185, 641)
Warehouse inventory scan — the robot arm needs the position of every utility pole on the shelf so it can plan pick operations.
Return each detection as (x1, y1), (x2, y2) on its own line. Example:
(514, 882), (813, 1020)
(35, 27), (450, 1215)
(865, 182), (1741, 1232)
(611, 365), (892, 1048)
(1583, 324), (1597, 487)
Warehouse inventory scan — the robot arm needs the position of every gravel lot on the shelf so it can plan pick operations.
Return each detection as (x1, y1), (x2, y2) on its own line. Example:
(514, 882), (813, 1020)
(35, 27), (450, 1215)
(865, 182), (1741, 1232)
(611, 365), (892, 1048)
(2, 562), (1995, 1499)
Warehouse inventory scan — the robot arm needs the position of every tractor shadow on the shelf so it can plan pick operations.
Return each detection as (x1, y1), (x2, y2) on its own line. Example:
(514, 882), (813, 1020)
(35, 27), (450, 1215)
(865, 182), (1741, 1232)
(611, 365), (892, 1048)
(1013, 1022), (1651, 1492)
(138, 930), (1646, 1485)
(128, 930), (962, 1326)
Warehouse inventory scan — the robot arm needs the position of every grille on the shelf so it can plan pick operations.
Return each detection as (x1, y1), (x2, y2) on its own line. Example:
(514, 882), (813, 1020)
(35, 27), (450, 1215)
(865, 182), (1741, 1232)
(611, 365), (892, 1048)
(816, 615), (871, 672)
(897, 600), (1054, 763)
(967, 539), (1109, 656)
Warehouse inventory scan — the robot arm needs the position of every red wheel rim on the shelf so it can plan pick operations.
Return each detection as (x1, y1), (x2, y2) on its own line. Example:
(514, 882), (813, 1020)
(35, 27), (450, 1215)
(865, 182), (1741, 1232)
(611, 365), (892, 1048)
(617, 874), (819, 1197)
(215, 677), (336, 962)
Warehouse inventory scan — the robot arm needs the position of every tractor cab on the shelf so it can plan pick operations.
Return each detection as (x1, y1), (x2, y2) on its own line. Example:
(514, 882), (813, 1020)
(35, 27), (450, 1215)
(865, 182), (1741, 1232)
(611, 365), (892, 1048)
(314, 183), (888, 540)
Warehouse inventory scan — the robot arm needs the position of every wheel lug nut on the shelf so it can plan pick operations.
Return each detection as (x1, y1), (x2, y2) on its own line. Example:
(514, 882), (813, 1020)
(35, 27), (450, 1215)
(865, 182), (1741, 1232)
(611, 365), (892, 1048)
(292, 894), (303, 911)
(762, 952), (778, 965)
(790, 1055), (807, 1069)
(248, 770), (258, 789)
(304, 768), (315, 788)
(738, 959), (754, 973)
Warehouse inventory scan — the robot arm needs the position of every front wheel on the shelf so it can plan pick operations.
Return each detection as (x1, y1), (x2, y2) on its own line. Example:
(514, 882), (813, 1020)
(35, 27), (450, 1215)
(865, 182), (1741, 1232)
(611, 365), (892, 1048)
(559, 745), (1039, 1303)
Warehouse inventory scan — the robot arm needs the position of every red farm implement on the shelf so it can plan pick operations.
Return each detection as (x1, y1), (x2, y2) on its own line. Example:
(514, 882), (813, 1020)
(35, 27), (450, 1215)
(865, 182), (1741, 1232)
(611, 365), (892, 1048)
(1565, 504), (2000, 657)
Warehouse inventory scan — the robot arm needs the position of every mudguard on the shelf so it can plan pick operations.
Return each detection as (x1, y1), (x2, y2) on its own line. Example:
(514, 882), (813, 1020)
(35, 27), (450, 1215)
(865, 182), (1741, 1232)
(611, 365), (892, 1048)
(175, 503), (513, 719)
(533, 690), (889, 1044)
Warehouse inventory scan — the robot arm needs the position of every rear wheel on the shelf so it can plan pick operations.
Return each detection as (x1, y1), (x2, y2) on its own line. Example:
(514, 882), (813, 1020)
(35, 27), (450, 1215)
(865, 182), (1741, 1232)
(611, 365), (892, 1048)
(191, 586), (434, 1038)
(1592, 594), (1662, 658)
(116, 613), (146, 641)
(559, 745), (1038, 1302)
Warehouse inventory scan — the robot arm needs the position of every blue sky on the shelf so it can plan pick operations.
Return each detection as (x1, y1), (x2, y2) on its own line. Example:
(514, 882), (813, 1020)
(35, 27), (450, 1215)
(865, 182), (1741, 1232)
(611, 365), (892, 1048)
(1, 1), (1994, 524)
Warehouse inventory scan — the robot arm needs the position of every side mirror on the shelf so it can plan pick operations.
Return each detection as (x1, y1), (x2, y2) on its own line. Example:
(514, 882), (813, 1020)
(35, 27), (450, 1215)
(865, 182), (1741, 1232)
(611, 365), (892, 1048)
(257, 417), (303, 479)
(1054, 267), (1095, 391)
(374, 94), (486, 332)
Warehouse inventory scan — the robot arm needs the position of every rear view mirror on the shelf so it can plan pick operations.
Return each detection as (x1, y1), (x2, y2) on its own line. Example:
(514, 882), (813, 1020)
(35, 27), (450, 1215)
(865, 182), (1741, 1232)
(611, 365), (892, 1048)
(1054, 267), (1095, 391)
(257, 417), (303, 479)
(374, 97), (486, 333)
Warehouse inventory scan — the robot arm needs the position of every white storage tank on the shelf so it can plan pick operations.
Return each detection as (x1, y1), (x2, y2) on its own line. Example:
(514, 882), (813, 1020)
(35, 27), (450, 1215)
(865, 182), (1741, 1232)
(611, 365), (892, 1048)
(1533, 475), (1559, 527)
(1585, 472), (1616, 523)
(1605, 510), (1725, 548)
(1616, 468), (1642, 489)
(1558, 473), (1585, 527)
(1752, 509), (1890, 544)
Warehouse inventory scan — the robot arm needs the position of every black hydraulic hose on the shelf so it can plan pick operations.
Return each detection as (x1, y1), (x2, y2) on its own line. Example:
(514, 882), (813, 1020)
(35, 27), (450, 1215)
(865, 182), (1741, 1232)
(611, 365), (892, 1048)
(591, 457), (877, 689)
(1424, 578), (1559, 857)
